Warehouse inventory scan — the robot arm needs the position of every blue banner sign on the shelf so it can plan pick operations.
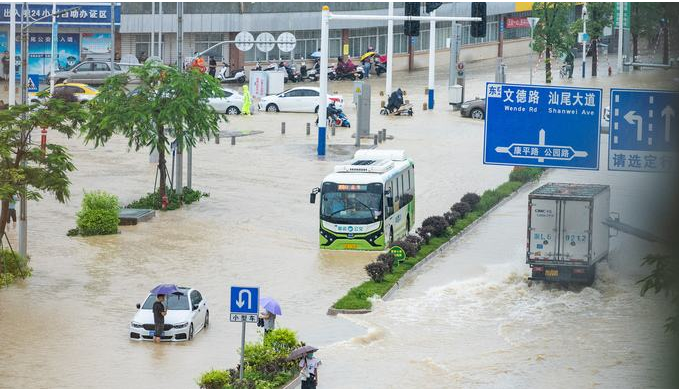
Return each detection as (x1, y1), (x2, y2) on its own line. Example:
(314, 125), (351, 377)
(0, 4), (120, 27)
(609, 89), (679, 172)
(483, 82), (602, 170)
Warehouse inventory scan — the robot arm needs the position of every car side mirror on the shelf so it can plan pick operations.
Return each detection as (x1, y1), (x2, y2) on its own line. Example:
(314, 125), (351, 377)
(192, 303), (199, 311)
(136, 303), (141, 309)
(310, 187), (320, 204)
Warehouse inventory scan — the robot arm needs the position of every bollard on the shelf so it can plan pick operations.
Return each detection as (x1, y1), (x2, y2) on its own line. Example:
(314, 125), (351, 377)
(215, 133), (220, 144)
(374, 134), (378, 146)
(403, 90), (407, 96)
(355, 133), (361, 148)
(281, 122), (286, 134)
(381, 101), (385, 108)
(306, 122), (311, 136)
(405, 99), (410, 105)
(331, 123), (336, 136)
(231, 136), (236, 146)
(422, 102), (428, 111)
(378, 130), (383, 143)
(383, 128), (387, 141)
(424, 87), (429, 95)
(379, 91), (384, 96)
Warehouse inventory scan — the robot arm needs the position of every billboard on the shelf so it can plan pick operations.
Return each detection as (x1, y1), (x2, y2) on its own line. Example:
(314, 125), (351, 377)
(16, 33), (80, 82)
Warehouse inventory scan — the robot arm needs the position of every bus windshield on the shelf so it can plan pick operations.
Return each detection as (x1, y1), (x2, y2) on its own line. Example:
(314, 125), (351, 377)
(321, 182), (383, 224)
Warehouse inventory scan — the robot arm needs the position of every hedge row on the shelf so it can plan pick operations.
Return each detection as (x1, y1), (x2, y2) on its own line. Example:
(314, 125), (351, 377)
(335, 167), (543, 310)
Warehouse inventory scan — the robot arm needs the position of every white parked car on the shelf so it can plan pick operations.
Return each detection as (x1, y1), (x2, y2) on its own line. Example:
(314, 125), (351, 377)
(129, 287), (209, 342)
(258, 87), (343, 113)
(208, 87), (245, 115)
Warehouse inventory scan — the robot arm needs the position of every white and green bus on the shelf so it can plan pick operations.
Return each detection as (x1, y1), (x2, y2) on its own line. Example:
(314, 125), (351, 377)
(310, 150), (415, 251)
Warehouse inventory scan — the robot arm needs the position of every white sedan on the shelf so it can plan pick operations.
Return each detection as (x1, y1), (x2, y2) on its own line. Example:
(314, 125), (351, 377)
(208, 87), (245, 115)
(129, 287), (209, 342)
(258, 87), (343, 113)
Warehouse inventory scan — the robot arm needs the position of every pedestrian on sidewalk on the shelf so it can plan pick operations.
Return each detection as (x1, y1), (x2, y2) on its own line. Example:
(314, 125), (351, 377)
(152, 294), (167, 343)
(6, 195), (16, 226)
(565, 50), (575, 79)
(2, 51), (9, 81)
(300, 351), (321, 389)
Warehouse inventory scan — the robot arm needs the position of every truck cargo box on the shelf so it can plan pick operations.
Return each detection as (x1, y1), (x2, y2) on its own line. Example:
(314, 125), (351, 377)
(527, 183), (610, 284)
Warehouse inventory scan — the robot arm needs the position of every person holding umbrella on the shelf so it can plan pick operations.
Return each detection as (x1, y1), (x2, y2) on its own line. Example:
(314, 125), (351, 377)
(152, 294), (167, 343)
(258, 297), (281, 335)
(288, 345), (321, 389)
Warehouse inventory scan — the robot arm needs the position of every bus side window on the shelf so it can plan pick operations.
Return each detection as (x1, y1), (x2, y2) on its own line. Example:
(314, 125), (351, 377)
(394, 178), (400, 211)
(385, 182), (394, 217)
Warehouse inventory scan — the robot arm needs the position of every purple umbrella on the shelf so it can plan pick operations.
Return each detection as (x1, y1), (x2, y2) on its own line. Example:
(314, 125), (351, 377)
(260, 297), (282, 316)
(150, 284), (181, 295)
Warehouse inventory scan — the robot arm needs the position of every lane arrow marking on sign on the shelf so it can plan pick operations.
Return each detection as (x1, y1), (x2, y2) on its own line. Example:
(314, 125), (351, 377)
(236, 289), (252, 309)
(623, 110), (643, 141)
(662, 105), (675, 143)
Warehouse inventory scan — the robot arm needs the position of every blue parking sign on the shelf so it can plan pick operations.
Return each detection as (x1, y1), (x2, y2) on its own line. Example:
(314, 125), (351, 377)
(609, 89), (679, 172)
(483, 83), (602, 170)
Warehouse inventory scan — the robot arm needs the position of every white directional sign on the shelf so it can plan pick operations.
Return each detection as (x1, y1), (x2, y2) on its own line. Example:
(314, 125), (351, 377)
(277, 32), (297, 52)
(256, 32), (276, 52)
(230, 313), (258, 323)
(609, 89), (679, 172)
(234, 31), (254, 52)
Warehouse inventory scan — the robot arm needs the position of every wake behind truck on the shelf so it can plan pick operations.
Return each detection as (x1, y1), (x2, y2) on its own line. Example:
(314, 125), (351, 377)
(527, 183), (610, 285)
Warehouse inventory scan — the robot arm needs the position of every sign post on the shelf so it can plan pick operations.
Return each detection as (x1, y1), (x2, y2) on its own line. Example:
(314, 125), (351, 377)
(230, 286), (260, 380)
(609, 89), (679, 172)
(484, 83), (602, 170)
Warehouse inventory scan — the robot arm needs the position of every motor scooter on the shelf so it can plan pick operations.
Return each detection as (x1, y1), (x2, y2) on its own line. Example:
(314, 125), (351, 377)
(217, 63), (246, 84)
(374, 55), (387, 76)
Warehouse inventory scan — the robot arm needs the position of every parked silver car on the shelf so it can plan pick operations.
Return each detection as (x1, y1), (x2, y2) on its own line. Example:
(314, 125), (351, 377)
(50, 61), (124, 85)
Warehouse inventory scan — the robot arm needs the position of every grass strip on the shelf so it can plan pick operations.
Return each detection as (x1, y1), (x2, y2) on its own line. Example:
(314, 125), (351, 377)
(332, 168), (543, 310)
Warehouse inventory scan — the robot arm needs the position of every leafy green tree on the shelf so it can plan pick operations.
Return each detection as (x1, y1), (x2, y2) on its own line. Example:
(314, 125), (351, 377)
(638, 254), (678, 334)
(630, 2), (662, 68)
(531, 2), (576, 83)
(0, 99), (87, 239)
(82, 61), (224, 201)
(571, 2), (614, 77)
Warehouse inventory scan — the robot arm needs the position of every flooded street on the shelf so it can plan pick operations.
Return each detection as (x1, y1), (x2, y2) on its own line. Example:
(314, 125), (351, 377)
(0, 53), (676, 388)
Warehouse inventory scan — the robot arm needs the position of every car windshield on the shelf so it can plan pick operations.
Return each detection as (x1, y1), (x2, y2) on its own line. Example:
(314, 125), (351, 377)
(321, 182), (383, 224)
(141, 290), (190, 310)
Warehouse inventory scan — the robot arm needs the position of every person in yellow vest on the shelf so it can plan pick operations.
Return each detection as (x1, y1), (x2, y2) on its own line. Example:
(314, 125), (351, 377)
(241, 85), (252, 115)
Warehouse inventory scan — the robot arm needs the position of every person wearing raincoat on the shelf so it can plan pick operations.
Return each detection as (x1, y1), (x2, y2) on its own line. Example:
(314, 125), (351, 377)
(241, 85), (252, 115)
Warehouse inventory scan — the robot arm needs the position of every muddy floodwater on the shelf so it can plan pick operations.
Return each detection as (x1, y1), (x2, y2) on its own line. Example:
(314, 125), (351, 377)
(0, 56), (676, 388)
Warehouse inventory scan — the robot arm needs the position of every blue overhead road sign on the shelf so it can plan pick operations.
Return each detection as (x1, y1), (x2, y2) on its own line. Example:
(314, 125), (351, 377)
(484, 83), (602, 170)
(230, 286), (259, 323)
(609, 89), (679, 172)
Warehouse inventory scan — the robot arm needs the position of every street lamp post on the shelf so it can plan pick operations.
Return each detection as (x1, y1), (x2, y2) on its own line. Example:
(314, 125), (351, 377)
(582, 4), (588, 78)
(527, 17), (539, 85)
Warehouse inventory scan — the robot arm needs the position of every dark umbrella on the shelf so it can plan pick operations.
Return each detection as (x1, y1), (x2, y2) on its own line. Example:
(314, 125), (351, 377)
(286, 345), (319, 361)
(150, 284), (181, 295)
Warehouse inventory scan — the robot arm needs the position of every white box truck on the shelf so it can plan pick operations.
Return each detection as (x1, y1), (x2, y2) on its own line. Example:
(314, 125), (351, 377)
(527, 183), (610, 285)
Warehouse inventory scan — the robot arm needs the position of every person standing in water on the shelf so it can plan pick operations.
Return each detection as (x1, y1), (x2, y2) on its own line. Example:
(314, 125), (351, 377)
(241, 85), (252, 115)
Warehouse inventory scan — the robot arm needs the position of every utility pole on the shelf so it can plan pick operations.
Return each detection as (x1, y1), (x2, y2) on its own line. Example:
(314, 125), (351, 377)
(111, 2), (115, 74)
(9, 2), (15, 106)
(581, 3), (588, 79)
(427, 11), (436, 109)
(178, 2), (191, 189)
(158, 2), (163, 61)
(617, 2), (623, 73)
(385, 1), (393, 96)
(18, 2), (28, 257)
(496, 15), (504, 83)
(151, 2), (155, 57)
(175, 1), (183, 197)
(528, 17), (539, 84)
(49, 2), (57, 94)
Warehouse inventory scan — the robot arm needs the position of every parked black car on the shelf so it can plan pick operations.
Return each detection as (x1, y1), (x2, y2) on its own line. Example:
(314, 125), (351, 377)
(460, 97), (485, 119)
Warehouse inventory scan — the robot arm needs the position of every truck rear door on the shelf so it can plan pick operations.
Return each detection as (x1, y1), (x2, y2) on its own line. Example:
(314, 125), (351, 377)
(528, 198), (558, 262)
(559, 200), (591, 263)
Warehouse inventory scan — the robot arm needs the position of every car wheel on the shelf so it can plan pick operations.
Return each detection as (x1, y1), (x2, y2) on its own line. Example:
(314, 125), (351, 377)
(226, 106), (240, 115)
(471, 108), (485, 120)
(266, 103), (279, 113)
(204, 310), (210, 328)
(188, 323), (194, 341)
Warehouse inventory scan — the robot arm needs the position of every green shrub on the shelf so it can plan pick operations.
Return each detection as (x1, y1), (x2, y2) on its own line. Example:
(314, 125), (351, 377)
(390, 239), (419, 258)
(451, 202), (472, 217)
(509, 167), (543, 183)
(443, 210), (461, 226)
(76, 191), (120, 236)
(461, 192), (481, 208)
(416, 225), (437, 244)
(403, 234), (423, 250)
(262, 328), (299, 356)
(421, 216), (449, 237)
(377, 252), (396, 272)
(0, 249), (31, 286)
(365, 261), (389, 282)
(197, 369), (231, 389)
(127, 187), (208, 211)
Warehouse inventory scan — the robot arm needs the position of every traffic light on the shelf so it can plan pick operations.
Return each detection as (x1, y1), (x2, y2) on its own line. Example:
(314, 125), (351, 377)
(471, 2), (487, 38)
(404, 2), (420, 37)
(425, 2), (442, 13)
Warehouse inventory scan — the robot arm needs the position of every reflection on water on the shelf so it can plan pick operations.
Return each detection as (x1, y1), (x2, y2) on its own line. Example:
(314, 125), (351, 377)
(0, 59), (676, 388)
